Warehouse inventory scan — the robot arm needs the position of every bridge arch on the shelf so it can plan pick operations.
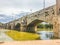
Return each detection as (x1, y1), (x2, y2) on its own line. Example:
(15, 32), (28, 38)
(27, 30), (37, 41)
(8, 25), (11, 29)
(27, 19), (53, 32)
(14, 23), (21, 31)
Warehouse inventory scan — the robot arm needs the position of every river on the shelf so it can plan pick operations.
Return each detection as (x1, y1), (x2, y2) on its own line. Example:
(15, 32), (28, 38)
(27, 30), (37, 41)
(37, 31), (53, 40)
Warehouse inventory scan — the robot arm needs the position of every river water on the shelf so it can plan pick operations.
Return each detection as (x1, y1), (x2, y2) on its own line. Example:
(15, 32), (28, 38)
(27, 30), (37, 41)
(37, 31), (53, 40)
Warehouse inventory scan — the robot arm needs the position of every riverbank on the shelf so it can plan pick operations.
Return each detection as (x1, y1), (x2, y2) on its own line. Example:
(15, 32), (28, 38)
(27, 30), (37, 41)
(37, 28), (53, 31)
(5, 30), (40, 41)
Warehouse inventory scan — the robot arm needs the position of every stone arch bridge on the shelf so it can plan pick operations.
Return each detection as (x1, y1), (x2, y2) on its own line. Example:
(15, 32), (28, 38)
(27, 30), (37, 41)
(4, 5), (60, 38)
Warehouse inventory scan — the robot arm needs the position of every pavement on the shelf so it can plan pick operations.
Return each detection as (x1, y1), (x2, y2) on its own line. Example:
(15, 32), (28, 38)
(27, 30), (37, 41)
(0, 29), (13, 42)
(0, 40), (60, 45)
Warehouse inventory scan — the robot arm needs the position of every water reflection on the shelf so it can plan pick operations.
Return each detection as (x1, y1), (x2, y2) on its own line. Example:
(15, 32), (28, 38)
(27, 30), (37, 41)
(37, 31), (53, 40)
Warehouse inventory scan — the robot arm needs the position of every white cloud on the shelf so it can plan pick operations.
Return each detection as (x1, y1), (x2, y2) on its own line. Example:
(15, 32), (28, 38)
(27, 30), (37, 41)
(0, 0), (56, 15)
(0, 8), (21, 16)
(0, 17), (5, 19)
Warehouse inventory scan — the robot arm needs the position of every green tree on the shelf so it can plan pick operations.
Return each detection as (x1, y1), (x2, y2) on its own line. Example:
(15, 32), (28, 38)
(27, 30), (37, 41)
(37, 23), (44, 29)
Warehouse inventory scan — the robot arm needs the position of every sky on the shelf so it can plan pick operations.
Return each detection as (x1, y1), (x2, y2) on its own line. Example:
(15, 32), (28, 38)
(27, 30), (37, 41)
(0, 0), (56, 23)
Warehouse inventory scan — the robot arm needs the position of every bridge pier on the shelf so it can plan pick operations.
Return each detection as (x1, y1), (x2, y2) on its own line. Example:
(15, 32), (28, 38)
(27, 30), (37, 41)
(26, 26), (37, 33)
(57, 17), (60, 38)
(58, 23), (60, 38)
(20, 24), (27, 32)
(6, 24), (9, 29)
(33, 26), (37, 32)
(53, 21), (60, 38)
(53, 21), (59, 38)
(10, 24), (15, 30)
(53, 16), (60, 38)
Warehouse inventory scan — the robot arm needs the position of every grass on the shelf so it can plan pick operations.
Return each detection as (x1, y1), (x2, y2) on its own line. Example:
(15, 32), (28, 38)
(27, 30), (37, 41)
(5, 30), (40, 41)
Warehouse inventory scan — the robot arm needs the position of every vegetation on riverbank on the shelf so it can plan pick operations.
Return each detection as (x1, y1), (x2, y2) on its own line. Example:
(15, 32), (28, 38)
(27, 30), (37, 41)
(5, 30), (40, 41)
(37, 28), (53, 31)
(37, 23), (53, 29)
(37, 23), (53, 31)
